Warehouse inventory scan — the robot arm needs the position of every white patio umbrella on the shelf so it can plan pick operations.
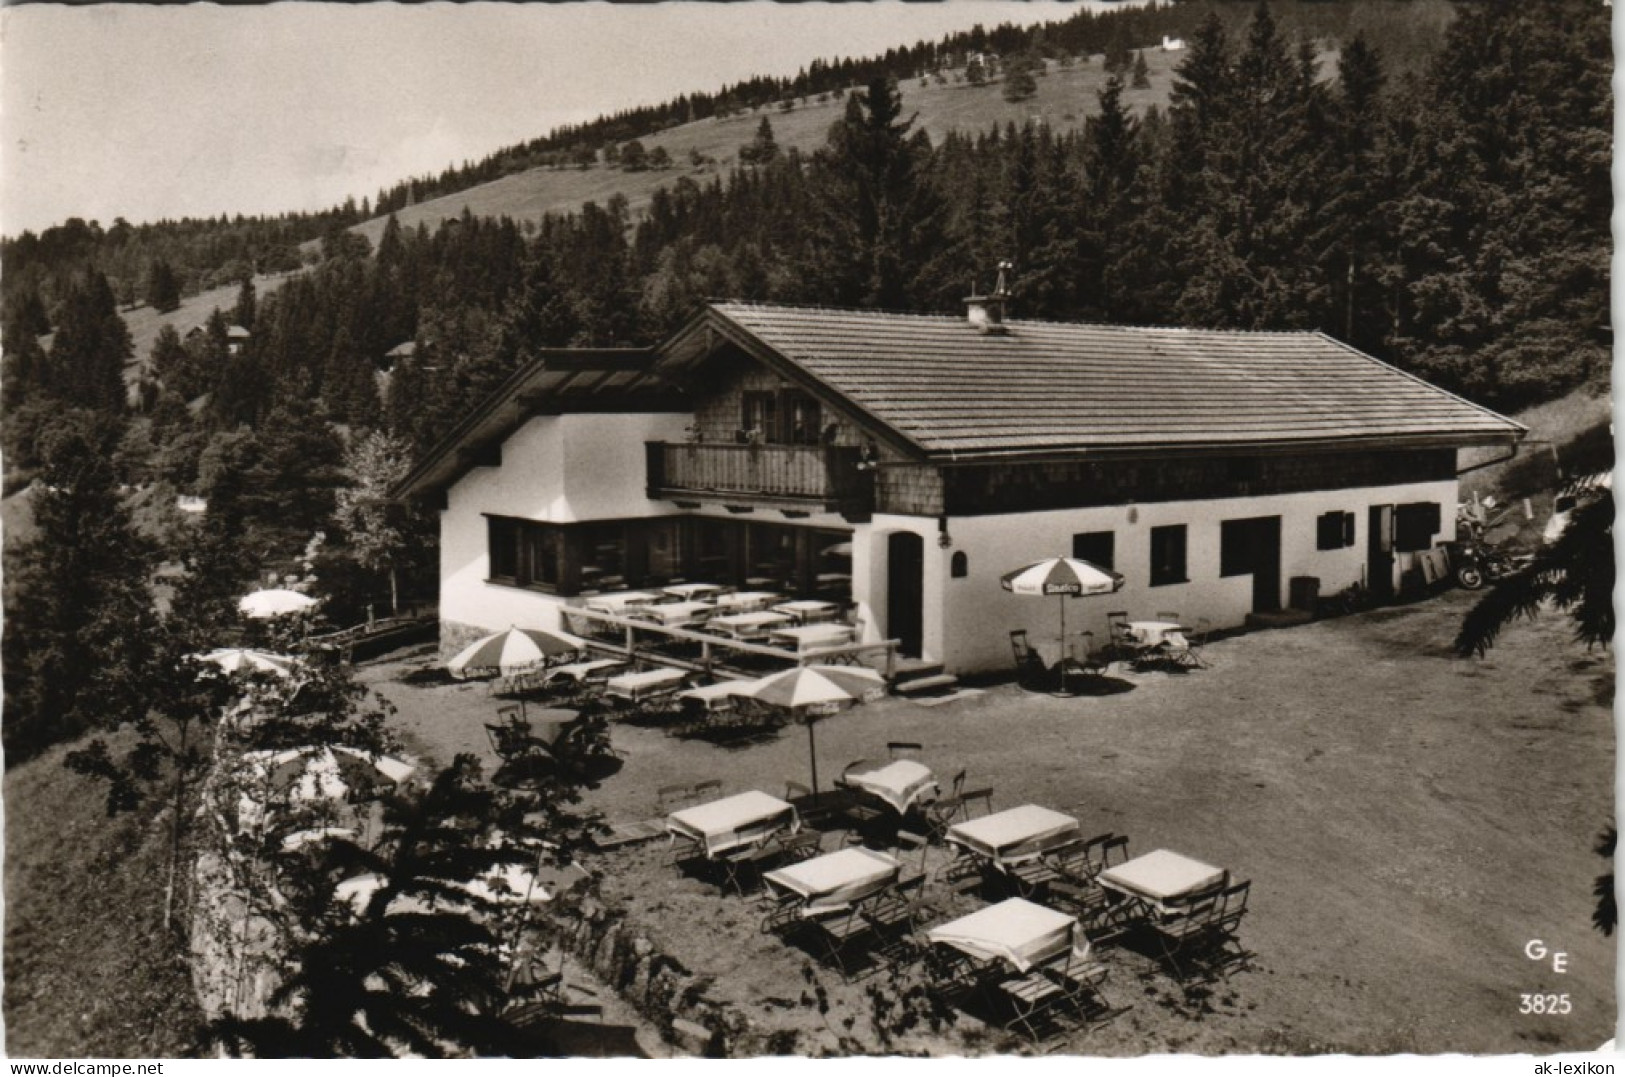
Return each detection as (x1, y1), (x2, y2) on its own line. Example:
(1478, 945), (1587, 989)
(1000, 556), (1124, 694)
(446, 626), (586, 680)
(238, 588), (318, 619)
(236, 745), (416, 833)
(193, 647), (299, 679)
(740, 664), (887, 794)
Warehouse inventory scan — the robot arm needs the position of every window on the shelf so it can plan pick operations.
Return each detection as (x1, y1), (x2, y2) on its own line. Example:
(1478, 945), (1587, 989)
(487, 516), (563, 590)
(1316, 511), (1356, 551)
(1149, 525), (1187, 586)
(489, 517), (519, 580)
(1219, 520), (1253, 577)
(951, 550), (969, 578)
(1394, 502), (1441, 552)
(1072, 531), (1115, 570)
(781, 390), (823, 445)
(740, 391), (776, 443)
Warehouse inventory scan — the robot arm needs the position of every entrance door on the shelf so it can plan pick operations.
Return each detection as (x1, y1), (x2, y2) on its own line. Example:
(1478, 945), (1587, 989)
(1219, 515), (1282, 613)
(886, 531), (925, 658)
(1368, 505), (1395, 599)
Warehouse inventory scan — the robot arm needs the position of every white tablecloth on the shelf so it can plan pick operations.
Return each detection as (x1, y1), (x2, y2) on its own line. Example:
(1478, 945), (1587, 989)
(709, 611), (793, 638)
(583, 592), (660, 613)
(605, 668), (687, 700)
(667, 791), (798, 858)
(770, 624), (856, 652)
(928, 897), (1077, 973)
(763, 847), (899, 914)
(663, 582), (727, 600)
(713, 591), (782, 613)
(1098, 849), (1226, 912)
(840, 760), (940, 814)
(1128, 621), (1188, 647)
(636, 601), (715, 627)
(946, 805), (1082, 867)
(773, 600), (841, 623)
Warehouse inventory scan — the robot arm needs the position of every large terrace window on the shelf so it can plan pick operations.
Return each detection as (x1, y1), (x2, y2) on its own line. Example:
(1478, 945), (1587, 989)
(487, 516), (563, 591)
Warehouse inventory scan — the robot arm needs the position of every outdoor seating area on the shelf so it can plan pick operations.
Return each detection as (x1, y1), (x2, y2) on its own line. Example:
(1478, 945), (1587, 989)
(617, 740), (1248, 1046)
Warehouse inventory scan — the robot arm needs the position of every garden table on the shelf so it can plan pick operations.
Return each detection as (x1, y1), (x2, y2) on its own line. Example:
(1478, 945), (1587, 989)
(663, 582), (727, 601)
(838, 759), (940, 815)
(541, 658), (630, 686)
(945, 805), (1083, 870)
(770, 623), (856, 653)
(762, 846), (900, 917)
(928, 897), (1077, 974)
(604, 667), (688, 703)
(1097, 849), (1226, 916)
(709, 610), (793, 640)
(773, 600), (841, 624)
(666, 790), (799, 859)
(583, 591), (660, 614)
(713, 591), (783, 613)
(634, 600), (716, 627)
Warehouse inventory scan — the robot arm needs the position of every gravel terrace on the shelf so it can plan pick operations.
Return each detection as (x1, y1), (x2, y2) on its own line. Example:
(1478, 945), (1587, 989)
(357, 587), (1615, 1056)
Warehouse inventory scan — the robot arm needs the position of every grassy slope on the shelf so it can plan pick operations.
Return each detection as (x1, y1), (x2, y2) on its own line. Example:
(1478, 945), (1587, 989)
(3, 734), (204, 1057)
(350, 51), (1198, 248)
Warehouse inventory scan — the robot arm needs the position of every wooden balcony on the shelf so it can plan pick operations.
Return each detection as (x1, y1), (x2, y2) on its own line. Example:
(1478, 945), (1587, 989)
(647, 442), (873, 518)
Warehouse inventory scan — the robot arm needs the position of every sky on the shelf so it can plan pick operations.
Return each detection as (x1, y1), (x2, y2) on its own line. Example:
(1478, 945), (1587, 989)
(0, 1), (1138, 236)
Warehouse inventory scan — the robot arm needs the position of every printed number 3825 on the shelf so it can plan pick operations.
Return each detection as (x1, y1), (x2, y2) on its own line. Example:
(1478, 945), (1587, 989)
(1520, 994), (1571, 1015)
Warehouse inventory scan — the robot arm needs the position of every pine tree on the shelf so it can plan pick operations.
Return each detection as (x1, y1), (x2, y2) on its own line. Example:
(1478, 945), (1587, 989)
(3, 409), (157, 762)
(801, 78), (943, 309)
(1002, 53), (1039, 103)
(1131, 49), (1151, 89)
(234, 276), (257, 330)
(146, 258), (181, 313)
(47, 271), (132, 413)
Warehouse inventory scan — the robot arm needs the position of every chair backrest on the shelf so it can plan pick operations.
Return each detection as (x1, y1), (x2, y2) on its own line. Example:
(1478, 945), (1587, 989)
(1080, 831), (1116, 873)
(1101, 834), (1130, 868)
(1219, 879), (1251, 922)
(785, 780), (813, 802)
(692, 778), (723, 800)
(958, 788), (994, 817)
(887, 741), (924, 761)
(1106, 611), (1134, 642)
(949, 768), (967, 797)
(1010, 629), (1034, 662)
(1154, 611), (1181, 624)
(1194, 617), (1213, 643)
(841, 758), (873, 780)
(658, 782), (694, 809)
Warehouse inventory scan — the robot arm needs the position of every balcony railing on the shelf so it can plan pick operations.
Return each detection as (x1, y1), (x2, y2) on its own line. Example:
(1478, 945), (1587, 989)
(647, 442), (872, 512)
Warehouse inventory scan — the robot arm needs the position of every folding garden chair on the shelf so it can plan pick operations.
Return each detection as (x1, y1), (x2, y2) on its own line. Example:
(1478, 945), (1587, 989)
(1039, 940), (1115, 1022)
(886, 741), (924, 761)
(1148, 881), (1230, 981)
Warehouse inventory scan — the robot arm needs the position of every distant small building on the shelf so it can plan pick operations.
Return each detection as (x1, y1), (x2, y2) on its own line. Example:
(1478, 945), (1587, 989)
(226, 325), (251, 356)
(1161, 36), (1186, 52)
(382, 340), (417, 373)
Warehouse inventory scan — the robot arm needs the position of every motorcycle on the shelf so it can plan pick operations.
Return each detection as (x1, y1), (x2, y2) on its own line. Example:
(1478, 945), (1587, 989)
(1445, 537), (1532, 590)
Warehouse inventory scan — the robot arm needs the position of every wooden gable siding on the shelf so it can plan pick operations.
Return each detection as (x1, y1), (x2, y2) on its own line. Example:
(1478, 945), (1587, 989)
(940, 448), (1457, 517)
(688, 345), (867, 447)
(876, 464), (946, 517)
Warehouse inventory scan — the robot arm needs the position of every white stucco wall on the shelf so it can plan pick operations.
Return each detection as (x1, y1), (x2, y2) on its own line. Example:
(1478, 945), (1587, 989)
(861, 479), (1460, 675)
(438, 412), (690, 635)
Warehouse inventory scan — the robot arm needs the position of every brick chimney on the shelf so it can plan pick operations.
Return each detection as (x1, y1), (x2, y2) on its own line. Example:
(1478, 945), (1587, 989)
(964, 260), (1013, 334)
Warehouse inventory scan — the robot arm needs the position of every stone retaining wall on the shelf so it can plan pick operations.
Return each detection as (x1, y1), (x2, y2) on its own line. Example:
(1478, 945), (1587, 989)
(549, 893), (763, 1057)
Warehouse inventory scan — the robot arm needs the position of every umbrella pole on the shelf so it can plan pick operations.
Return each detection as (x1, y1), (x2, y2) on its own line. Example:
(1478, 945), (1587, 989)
(808, 719), (819, 799)
(1057, 595), (1072, 697)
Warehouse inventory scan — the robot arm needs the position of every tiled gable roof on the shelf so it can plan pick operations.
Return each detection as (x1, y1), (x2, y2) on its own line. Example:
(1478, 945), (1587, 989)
(707, 302), (1525, 458)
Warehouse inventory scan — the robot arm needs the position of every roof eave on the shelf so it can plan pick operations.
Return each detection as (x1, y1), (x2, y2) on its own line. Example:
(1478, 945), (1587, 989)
(914, 429), (1528, 466)
(390, 347), (673, 502)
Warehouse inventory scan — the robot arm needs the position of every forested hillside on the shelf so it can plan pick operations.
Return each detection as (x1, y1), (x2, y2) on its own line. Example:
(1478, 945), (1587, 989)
(1, 2), (1609, 767)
